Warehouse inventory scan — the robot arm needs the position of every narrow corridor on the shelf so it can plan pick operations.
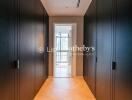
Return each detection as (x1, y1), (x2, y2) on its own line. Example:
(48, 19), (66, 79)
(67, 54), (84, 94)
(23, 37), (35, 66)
(0, 0), (131, 100)
(34, 77), (96, 100)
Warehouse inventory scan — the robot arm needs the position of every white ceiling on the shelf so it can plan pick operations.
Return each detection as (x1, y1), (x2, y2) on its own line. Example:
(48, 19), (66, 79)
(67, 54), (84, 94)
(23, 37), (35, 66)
(41, 0), (92, 16)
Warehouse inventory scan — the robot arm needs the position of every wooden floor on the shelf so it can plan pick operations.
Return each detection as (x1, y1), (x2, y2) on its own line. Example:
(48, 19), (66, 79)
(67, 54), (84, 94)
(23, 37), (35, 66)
(34, 77), (96, 100)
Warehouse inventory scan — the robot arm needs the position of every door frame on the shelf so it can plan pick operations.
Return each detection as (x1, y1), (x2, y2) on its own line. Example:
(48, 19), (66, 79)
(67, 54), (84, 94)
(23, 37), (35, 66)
(53, 23), (77, 77)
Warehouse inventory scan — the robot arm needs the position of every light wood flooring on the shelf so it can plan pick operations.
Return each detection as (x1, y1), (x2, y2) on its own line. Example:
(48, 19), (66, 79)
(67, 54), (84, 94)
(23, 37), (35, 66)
(34, 77), (96, 100)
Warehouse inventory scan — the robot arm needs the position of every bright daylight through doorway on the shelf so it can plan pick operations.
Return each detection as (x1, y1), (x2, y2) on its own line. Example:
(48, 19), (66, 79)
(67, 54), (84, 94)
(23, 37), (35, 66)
(54, 24), (73, 78)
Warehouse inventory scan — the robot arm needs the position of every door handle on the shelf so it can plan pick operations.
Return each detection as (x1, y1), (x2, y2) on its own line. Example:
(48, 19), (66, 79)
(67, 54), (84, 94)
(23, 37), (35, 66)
(14, 59), (20, 69)
(112, 61), (116, 70)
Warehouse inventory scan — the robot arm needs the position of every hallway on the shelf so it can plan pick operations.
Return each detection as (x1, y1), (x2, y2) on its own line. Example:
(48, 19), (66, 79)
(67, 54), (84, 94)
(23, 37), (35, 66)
(34, 77), (96, 100)
(0, 0), (131, 100)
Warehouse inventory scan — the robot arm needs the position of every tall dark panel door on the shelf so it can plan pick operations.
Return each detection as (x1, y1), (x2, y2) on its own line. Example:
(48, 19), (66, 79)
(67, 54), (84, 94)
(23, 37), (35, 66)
(84, 0), (132, 100)
(83, 0), (96, 95)
(0, 0), (49, 99)
(83, 8), (89, 84)
(18, 0), (36, 99)
(34, 0), (45, 92)
(43, 11), (49, 80)
(0, 0), (17, 100)
(0, 1), (12, 99)
(96, 0), (113, 99)
(114, 0), (132, 99)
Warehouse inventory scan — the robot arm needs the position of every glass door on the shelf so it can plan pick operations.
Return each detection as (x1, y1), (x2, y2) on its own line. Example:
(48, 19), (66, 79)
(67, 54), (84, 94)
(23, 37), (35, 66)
(54, 25), (72, 77)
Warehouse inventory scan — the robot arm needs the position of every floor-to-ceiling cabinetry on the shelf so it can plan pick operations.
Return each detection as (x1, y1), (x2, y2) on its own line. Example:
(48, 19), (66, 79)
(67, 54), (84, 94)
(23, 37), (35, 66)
(83, 0), (132, 100)
(0, 0), (16, 100)
(114, 0), (132, 100)
(0, 0), (49, 100)
(96, 0), (113, 99)
(83, 0), (97, 95)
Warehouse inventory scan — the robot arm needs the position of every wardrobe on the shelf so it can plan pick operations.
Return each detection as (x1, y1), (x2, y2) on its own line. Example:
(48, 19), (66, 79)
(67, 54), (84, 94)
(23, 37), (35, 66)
(83, 0), (132, 100)
(83, 0), (97, 95)
(0, 0), (49, 100)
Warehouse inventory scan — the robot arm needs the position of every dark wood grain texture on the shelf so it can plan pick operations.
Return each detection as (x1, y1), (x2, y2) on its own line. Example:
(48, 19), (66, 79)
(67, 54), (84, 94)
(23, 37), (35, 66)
(84, 0), (131, 100)
(114, 0), (132, 99)
(96, 0), (113, 99)
(0, 0), (49, 100)
(83, 0), (97, 95)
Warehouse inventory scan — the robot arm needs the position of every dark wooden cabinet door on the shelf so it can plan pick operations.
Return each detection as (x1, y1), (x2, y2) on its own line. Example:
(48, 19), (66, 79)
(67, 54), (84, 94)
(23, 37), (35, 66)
(0, 0), (49, 99)
(34, 0), (45, 92)
(18, 0), (36, 99)
(115, 0), (132, 99)
(45, 14), (49, 78)
(83, 10), (89, 82)
(83, 0), (97, 95)
(0, 1), (11, 100)
(18, 0), (49, 99)
(96, 0), (113, 99)
(43, 12), (49, 80)
(0, 0), (17, 100)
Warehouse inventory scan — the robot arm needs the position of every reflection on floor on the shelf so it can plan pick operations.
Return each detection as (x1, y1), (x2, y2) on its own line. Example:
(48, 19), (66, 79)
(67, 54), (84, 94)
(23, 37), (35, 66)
(34, 77), (96, 100)
(55, 67), (71, 77)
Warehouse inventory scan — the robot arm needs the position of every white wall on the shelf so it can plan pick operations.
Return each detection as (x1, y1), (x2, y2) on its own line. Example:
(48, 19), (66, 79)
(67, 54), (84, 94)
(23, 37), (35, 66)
(48, 16), (84, 76)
